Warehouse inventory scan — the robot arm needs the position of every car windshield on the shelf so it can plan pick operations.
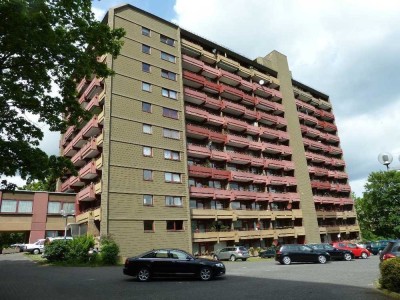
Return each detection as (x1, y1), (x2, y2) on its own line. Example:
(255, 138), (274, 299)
(239, 247), (247, 251)
(347, 244), (357, 248)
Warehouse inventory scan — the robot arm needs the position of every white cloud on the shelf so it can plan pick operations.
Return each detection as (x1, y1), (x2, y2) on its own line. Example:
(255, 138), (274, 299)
(92, 6), (107, 21)
(174, 0), (400, 196)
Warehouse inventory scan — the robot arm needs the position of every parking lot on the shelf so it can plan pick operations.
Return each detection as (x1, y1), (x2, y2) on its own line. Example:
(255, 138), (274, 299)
(0, 253), (389, 300)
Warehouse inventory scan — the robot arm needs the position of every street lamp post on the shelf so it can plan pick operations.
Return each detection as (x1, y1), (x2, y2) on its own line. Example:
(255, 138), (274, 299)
(60, 209), (75, 240)
(378, 152), (400, 170)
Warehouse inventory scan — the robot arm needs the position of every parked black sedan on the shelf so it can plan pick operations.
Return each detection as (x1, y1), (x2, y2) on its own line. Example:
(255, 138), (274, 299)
(275, 244), (331, 265)
(307, 243), (354, 261)
(123, 249), (225, 282)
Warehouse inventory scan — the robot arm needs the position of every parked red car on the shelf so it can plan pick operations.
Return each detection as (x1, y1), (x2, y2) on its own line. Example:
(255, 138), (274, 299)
(331, 242), (370, 259)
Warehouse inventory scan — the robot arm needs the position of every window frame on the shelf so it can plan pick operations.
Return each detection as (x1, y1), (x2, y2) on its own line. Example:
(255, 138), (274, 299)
(162, 107), (179, 119)
(166, 220), (184, 231)
(160, 34), (175, 46)
(165, 196), (183, 207)
(142, 44), (151, 54)
(142, 82), (151, 92)
(161, 51), (176, 63)
(142, 102), (152, 113)
(143, 195), (153, 206)
(164, 172), (181, 183)
(163, 128), (180, 140)
(142, 62), (151, 73)
(164, 149), (180, 161)
(142, 27), (151, 37)
(161, 88), (177, 99)
(143, 220), (154, 232)
(161, 69), (177, 81)
(143, 124), (152, 134)
(143, 169), (153, 181)
(143, 146), (153, 157)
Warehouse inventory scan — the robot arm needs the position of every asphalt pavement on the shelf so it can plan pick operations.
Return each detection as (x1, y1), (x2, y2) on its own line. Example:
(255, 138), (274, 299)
(0, 253), (391, 300)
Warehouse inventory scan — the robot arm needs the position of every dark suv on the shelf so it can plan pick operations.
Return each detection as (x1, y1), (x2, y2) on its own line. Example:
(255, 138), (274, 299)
(379, 240), (400, 261)
(367, 240), (389, 255)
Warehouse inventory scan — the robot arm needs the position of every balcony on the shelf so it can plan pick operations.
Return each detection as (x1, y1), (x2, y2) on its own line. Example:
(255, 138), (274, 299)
(296, 99), (316, 114)
(182, 54), (204, 72)
(225, 117), (248, 132)
(243, 109), (257, 122)
(303, 138), (327, 152)
(185, 106), (209, 122)
(204, 96), (222, 110)
(183, 70), (205, 89)
(212, 169), (231, 180)
(76, 78), (90, 96)
(239, 79), (254, 92)
(248, 140), (263, 151)
(61, 178), (74, 192)
(221, 100), (246, 116)
(96, 131), (103, 147)
(232, 190), (258, 201)
(250, 156), (264, 167)
(257, 111), (278, 126)
(313, 166), (329, 177)
(259, 126), (280, 140)
(201, 64), (220, 79)
(293, 87), (312, 102)
(335, 171), (348, 179)
(311, 181), (331, 190)
(95, 181), (102, 195)
(70, 175), (84, 188)
(85, 77), (103, 101)
(214, 189), (233, 199)
(251, 70), (273, 87)
(95, 155), (103, 170)
(85, 94), (101, 114)
(187, 144), (211, 158)
(318, 99), (332, 110)
(63, 132), (83, 157)
(219, 69), (241, 86)
(268, 176), (291, 186)
(225, 134), (249, 148)
(298, 112), (318, 126)
(62, 126), (75, 146)
(255, 97), (284, 114)
(189, 186), (214, 198)
(300, 125), (321, 138)
(228, 152), (252, 165)
(201, 49), (217, 65)
(81, 116), (100, 139)
(71, 150), (85, 168)
(327, 145), (343, 155)
(76, 206), (101, 223)
(230, 171), (254, 182)
(337, 184), (351, 193)
(253, 82), (274, 99)
(264, 158), (285, 170)
(276, 116), (287, 128)
(181, 39), (202, 57)
(331, 158), (346, 167)
(324, 132), (340, 144)
(241, 93), (256, 106)
(220, 84), (243, 101)
(317, 121), (337, 132)
(184, 87), (206, 105)
(263, 142), (284, 154)
(77, 184), (96, 202)
(203, 80), (220, 94)
(188, 165), (212, 178)
(318, 109), (335, 121)
(210, 149), (229, 161)
(98, 109), (104, 125)
(80, 138), (99, 160)
(216, 54), (240, 72)
(186, 124), (209, 140)
(208, 130), (225, 143)
(78, 161), (98, 180)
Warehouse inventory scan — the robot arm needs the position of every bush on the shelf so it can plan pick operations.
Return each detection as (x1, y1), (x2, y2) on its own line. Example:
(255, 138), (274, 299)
(380, 258), (400, 293)
(99, 235), (120, 265)
(66, 235), (95, 263)
(44, 240), (71, 262)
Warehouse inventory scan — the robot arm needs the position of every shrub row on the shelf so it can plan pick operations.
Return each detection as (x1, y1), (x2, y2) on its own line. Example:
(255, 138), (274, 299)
(44, 235), (119, 265)
(380, 257), (400, 293)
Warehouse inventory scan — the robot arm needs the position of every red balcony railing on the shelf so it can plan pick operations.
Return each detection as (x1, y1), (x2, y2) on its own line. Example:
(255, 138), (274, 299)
(219, 69), (241, 86)
(184, 87), (206, 105)
(183, 70), (205, 88)
(78, 161), (98, 180)
(185, 106), (209, 122)
(239, 79), (254, 92)
(186, 124), (209, 139)
(77, 184), (96, 202)
(187, 144), (211, 158)
(225, 134), (249, 148)
(221, 100), (246, 116)
(210, 149), (229, 161)
(203, 80), (220, 94)
(201, 64), (220, 79)
(228, 152), (252, 165)
(188, 165), (212, 178)
(81, 138), (99, 160)
(182, 54), (204, 72)
(220, 84), (243, 100)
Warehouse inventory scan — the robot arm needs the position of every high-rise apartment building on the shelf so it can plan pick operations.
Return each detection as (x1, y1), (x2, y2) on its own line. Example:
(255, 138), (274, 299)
(58, 4), (360, 258)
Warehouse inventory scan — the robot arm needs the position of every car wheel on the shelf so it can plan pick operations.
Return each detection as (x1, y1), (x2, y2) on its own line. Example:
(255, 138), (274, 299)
(361, 252), (368, 259)
(318, 255), (327, 264)
(282, 256), (291, 265)
(33, 249), (40, 255)
(137, 268), (151, 282)
(344, 253), (352, 261)
(213, 255), (219, 261)
(199, 267), (212, 281)
(229, 255), (236, 262)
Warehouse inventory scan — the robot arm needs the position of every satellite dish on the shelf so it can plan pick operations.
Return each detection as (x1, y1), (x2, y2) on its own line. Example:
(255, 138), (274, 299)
(259, 80), (265, 85)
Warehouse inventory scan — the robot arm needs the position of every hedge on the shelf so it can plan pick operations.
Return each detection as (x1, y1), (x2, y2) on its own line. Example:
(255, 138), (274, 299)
(380, 257), (400, 293)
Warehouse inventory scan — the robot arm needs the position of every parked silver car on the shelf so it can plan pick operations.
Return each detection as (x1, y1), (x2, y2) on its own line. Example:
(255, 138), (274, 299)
(213, 246), (250, 261)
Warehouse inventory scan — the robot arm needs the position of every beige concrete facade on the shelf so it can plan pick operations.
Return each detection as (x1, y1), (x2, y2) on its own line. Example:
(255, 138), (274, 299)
(58, 4), (359, 259)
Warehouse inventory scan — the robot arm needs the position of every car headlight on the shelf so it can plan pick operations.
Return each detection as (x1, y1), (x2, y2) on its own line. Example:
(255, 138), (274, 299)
(215, 263), (224, 268)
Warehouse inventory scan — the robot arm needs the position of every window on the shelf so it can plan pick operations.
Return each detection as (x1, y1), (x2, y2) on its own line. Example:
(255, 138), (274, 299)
(142, 102), (152, 113)
(142, 82), (151, 92)
(160, 34), (175, 46)
(48, 201), (61, 214)
(143, 220), (154, 232)
(143, 169), (153, 181)
(142, 27), (151, 36)
(142, 62), (151, 72)
(62, 202), (74, 214)
(142, 44), (151, 54)
(143, 124), (152, 134)
(0, 200), (17, 212)
(143, 195), (153, 206)
(18, 201), (33, 213)
(167, 220), (183, 231)
(161, 88), (177, 99)
(165, 196), (182, 207)
(163, 128), (180, 139)
(164, 150), (180, 160)
(161, 51), (176, 63)
(165, 172), (181, 183)
(161, 69), (177, 81)
(162, 108), (178, 119)
(143, 146), (153, 157)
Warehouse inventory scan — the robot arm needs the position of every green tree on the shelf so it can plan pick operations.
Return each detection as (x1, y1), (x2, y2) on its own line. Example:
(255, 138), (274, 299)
(0, 0), (125, 189)
(355, 171), (400, 239)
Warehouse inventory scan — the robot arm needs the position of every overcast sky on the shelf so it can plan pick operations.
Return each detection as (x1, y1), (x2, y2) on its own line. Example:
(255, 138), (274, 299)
(5, 0), (399, 195)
